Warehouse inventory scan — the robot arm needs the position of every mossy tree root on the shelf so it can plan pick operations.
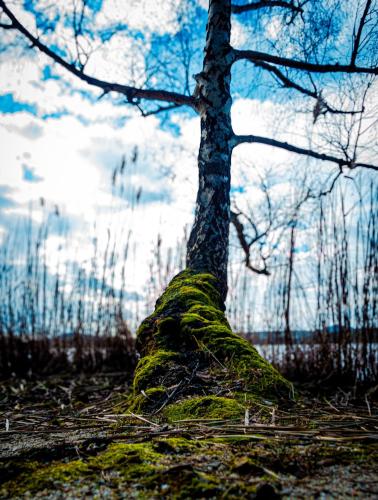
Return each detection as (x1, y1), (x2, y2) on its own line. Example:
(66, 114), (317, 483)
(130, 270), (292, 420)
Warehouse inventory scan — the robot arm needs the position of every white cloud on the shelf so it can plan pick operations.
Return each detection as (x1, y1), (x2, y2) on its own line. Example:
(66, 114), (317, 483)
(0, 74), (199, 302)
(95, 0), (183, 36)
(231, 19), (249, 48)
(84, 33), (147, 85)
(264, 16), (283, 41)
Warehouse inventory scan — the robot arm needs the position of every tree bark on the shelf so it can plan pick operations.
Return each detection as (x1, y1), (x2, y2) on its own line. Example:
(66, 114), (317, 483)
(186, 0), (233, 301)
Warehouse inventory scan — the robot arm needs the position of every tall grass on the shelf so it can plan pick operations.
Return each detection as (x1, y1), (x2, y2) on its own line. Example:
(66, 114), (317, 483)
(0, 153), (142, 377)
(0, 206), (137, 377)
(0, 169), (376, 386)
(231, 177), (378, 385)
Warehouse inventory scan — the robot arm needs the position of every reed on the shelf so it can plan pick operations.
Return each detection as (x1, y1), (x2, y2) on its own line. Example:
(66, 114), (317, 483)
(0, 169), (376, 386)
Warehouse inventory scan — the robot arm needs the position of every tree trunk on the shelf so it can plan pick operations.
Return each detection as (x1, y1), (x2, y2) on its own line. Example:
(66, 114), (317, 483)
(130, 0), (292, 419)
(186, 0), (233, 301)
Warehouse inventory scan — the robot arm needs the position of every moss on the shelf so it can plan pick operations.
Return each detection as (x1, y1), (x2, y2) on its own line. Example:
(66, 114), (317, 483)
(1, 458), (90, 496)
(152, 437), (201, 454)
(164, 395), (244, 422)
(132, 269), (292, 418)
(128, 386), (167, 413)
(2, 438), (235, 497)
(1, 442), (165, 496)
(2, 433), (377, 498)
(153, 271), (223, 313)
(90, 442), (163, 480)
(181, 304), (229, 325)
(133, 350), (177, 392)
(182, 313), (289, 396)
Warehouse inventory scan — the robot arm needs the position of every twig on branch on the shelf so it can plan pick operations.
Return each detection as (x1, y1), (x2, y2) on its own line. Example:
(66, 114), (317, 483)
(135, 103), (183, 117)
(351, 0), (372, 66)
(234, 48), (378, 75)
(97, 89), (110, 101)
(253, 61), (364, 117)
(231, 134), (378, 171)
(231, 211), (270, 275)
(317, 169), (343, 197)
(0, 0), (195, 109)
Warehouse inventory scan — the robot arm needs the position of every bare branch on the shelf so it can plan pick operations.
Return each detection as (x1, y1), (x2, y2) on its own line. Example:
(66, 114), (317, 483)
(231, 134), (378, 171)
(317, 170), (343, 197)
(72, 0), (90, 70)
(0, 0), (195, 109)
(255, 60), (317, 96)
(351, 0), (372, 66)
(135, 102), (183, 117)
(0, 21), (12, 29)
(234, 48), (378, 75)
(253, 61), (364, 117)
(230, 211), (270, 275)
(231, 1), (304, 14)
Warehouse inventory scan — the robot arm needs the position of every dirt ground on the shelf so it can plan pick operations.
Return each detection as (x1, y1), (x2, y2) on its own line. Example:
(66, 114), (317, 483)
(0, 374), (377, 499)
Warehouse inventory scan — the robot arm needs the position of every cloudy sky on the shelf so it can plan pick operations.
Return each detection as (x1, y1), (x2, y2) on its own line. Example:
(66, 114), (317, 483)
(0, 0), (376, 331)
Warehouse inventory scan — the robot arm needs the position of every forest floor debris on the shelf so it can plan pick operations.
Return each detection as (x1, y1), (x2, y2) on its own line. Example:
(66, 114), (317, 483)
(0, 374), (377, 498)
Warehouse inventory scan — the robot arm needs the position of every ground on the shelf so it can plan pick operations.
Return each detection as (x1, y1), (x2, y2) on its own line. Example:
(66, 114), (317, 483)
(1, 373), (377, 499)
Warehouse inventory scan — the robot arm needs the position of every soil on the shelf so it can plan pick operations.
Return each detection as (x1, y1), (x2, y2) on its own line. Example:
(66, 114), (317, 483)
(0, 374), (377, 499)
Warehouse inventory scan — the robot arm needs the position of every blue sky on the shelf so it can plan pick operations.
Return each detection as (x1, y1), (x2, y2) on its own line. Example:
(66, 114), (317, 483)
(0, 0), (376, 331)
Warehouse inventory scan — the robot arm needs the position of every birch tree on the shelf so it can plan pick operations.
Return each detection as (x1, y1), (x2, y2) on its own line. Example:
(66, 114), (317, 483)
(1, 0), (377, 412)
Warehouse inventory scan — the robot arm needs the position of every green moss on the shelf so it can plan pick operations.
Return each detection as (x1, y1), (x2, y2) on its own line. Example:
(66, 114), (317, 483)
(128, 386), (167, 413)
(2, 434), (377, 498)
(1, 459), (89, 496)
(1, 442), (165, 496)
(200, 329), (289, 395)
(156, 285), (213, 313)
(164, 395), (244, 422)
(133, 350), (177, 392)
(183, 303), (229, 324)
(153, 271), (223, 314)
(132, 269), (292, 418)
(152, 437), (201, 454)
(90, 442), (163, 480)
